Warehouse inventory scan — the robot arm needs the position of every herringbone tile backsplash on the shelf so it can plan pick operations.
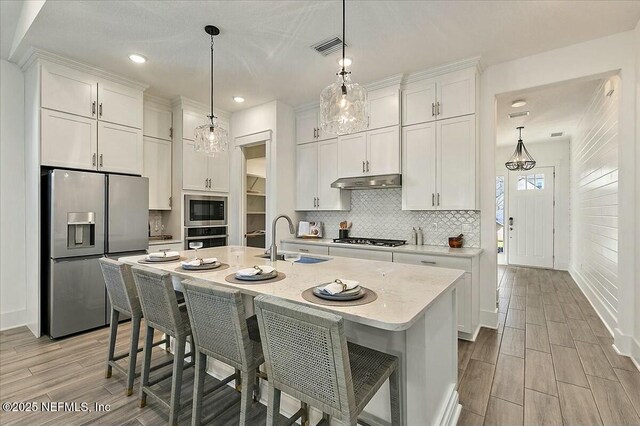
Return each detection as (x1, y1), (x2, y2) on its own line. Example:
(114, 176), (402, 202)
(301, 188), (481, 247)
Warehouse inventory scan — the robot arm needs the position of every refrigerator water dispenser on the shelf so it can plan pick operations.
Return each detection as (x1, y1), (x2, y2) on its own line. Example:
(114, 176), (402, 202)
(67, 212), (95, 248)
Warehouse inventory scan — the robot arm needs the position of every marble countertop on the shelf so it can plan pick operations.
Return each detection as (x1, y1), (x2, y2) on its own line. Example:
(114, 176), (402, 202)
(119, 246), (464, 331)
(282, 238), (483, 258)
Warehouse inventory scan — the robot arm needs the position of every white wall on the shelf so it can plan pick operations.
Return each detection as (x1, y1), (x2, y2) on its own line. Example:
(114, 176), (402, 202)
(479, 30), (637, 363)
(0, 59), (27, 330)
(496, 139), (571, 270)
(570, 77), (620, 332)
(634, 19), (640, 365)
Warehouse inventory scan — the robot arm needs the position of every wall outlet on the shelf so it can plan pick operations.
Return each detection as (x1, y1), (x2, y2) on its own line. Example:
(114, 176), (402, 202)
(431, 222), (438, 231)
(462, 223), (472, 233)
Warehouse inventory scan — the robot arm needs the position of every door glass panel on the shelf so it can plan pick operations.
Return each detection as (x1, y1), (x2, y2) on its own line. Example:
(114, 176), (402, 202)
(496, 176), (505, 254)
(517, 174), (544, 190)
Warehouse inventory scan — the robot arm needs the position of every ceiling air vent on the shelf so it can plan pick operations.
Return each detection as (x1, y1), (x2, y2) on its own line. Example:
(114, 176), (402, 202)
(551, 132), (564, 137)
(508, 111), (530, 119)
(312, 37), (345, 56)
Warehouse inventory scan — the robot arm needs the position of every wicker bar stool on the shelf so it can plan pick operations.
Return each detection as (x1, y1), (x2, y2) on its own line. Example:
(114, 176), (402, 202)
(131, 265), (194, 425)
(254, 295), (402, 426)
(182, 279), (266, 426)
(98, 258), (170, 396)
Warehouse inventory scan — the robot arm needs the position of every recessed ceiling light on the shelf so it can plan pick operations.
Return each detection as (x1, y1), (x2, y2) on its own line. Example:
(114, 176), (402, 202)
(233, 96), (245, 103)
(511, 99), (527, 108)
(338, 57), (352, 67)
(128, 54), (147, 64)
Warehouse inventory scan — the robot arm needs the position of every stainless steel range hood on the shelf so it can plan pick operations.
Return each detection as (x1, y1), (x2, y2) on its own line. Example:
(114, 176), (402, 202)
(331, 174), (402, 190)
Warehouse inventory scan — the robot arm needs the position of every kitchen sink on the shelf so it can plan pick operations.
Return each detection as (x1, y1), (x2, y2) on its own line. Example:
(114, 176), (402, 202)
(255, 253), (330, 263)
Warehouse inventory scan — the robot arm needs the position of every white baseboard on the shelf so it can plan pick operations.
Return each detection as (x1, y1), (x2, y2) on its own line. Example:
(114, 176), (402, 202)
(612, 337), (640, 372)
(568, 267), (617, 334)
(0, 309), (27, 331)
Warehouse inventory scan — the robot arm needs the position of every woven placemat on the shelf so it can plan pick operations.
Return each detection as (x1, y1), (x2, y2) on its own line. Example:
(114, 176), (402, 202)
(174, 263), (230, 273)
(138, 256), (187, 265)
(225, 272), (287, 285)
(301, 287), (378, 307)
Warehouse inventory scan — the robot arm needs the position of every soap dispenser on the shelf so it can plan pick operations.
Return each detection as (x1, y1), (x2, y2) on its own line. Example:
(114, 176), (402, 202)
(410, 227), (417, 245)
(417, 227), (424, 245)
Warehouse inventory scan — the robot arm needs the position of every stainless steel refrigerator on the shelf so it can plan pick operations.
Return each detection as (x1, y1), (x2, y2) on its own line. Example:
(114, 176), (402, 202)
(43, 169), (148, 338)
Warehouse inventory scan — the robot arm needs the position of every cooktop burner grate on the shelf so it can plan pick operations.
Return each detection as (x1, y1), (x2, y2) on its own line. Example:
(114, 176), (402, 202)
(332, 237), (407, 247)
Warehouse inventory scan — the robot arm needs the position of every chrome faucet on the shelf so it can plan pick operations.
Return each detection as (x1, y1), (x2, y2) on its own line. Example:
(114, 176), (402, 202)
(270, 214), (296, 261)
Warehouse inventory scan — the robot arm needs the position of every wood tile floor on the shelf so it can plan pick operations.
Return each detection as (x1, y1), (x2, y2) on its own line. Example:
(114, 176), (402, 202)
(457, 266), (640, 426)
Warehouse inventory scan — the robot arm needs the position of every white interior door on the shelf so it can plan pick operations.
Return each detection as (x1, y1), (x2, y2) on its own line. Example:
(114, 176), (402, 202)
(508, 167), (555, 268)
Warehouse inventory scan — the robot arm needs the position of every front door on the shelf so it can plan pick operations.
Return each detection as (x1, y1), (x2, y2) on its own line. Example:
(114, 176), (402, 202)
(508, 167), (555, 268)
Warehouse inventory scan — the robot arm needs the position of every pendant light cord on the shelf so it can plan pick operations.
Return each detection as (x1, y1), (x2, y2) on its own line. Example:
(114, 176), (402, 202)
(341, 0), (345, 75)
(209, 34), (214, 121)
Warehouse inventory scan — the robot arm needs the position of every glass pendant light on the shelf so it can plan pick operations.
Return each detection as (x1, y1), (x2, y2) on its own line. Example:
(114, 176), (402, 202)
(319, 0), (368, 135)
(194, 25), (228, 156)
(505, 126), (536, 171)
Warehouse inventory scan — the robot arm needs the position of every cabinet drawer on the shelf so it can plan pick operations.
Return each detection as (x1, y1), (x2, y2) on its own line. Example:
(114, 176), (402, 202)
(148, 242), (183, 252)
(281, 243), (329, 256)
(392, 252), (471, 272)
(329, 247), (392, 262)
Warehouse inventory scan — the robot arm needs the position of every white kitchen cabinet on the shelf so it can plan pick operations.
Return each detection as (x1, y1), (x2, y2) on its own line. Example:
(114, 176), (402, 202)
(143, 137), (172, 210)
(97, 122), (143, 174)
(296, 108), (335, 144)
(296, 142), (318, 210)
(207, 150), (230, 193)
(366, 126), (400, 175)
(41, 63), (97, 119)
(437, 115), (476, 210)
(402, 116), (476, 210)
(148, 241), (183, 252)
(401, 67), (476, 125)
(182, 140), (209, 191)
(338, 132), (368, 178)
(402, 122), (437, 210)
(280, 242), (329, 256)
(41, 109), (98, 170)
(97, 81), (143, 129)
(143, 103), (173, 140)
(329, 247), (393, 262)
(182, 109), (209, 141)
(296, 139), (350, 211)
(367, 86), (400, 130)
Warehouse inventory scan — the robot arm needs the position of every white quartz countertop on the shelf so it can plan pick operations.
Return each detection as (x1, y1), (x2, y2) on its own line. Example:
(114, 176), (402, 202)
(282, 238), (483, 258)
(119, 246), (464, 331)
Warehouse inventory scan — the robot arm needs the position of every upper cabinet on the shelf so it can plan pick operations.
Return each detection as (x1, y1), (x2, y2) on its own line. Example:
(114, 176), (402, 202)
(143, 99), (173, 210)
(182, 109), (209, 141)
(41, 63), (97, 119)
(402, 68), (476, 126)
(97, 81), (143, 129)
(367, 86), (400, 129)
(338, 126), (400, 178)
(97, 121), (143, 175)
(143, 102), (173, 141)
(296, 108), (336, 144)
(41, 109), (98, 170)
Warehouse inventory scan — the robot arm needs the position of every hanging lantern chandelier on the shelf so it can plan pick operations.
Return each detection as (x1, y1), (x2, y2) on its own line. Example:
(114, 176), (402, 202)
(194, 25), (228, 157)
(505, 126), (536, 171)
(319, 0), (368, 135)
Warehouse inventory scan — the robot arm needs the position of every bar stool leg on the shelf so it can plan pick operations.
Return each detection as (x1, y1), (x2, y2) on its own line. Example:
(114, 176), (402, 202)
(239, 369), (256, 426)
(300, 401), (310, 426)
(168, 335), (186, 426)
(191, 351), (206, 426)
(266, 385), (281, 426)
(125, 314), (141, 396)
(139, 325), (154, 408)
(105, 308), (120, 378)
(389, 368), (401, 425)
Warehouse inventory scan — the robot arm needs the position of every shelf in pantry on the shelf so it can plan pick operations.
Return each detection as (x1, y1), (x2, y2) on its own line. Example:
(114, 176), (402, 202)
(246, 192), (266, 197)
(246, 173), (266, 179)
(247, 211), (266, 215)
(246, 232), (266, 238)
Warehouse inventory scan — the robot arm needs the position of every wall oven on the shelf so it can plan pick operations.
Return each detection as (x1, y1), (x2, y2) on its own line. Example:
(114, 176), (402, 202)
(184, 226), (228, 249)
(184, 195), (227, 227)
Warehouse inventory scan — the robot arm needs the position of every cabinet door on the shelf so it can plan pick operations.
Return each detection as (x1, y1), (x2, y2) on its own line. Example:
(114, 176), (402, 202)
(296, 142), (318, 210)
(41, 109), (98, 170)
(368, 87), (400, 130)
(402, 81), (437, 126)
(402, 123), (436, 210)
(143, 137), (172, 210)
(143, 104), (173, 140)
(436, 69), (476, 120)
(457, 273), (472, 333)
(182, 140), (209, 191)
(296, 109), (318, 144)
(317, 139), (350, 210)
(41, 63), (97, 119)
(208, 151), (230, 193)
(437, 115), (476, 209)
(329, 247), (393, 262)
(182, 109), (208, 141)
(366, 126), (400, 175)
(337, 132), (367, 178)
(98, 82), (143, 129)
(98, 122), (143, 174)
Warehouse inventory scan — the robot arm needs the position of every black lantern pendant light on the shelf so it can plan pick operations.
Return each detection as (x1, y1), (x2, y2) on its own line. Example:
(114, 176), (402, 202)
(194, 25), (228, 156)
(505, 126), (536, 171)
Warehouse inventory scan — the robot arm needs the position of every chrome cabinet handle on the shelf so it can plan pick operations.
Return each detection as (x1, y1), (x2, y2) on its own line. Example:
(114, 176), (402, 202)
(299, 248), (309, 253)
(437, 193), (440, 206)
(205, 178), (208, 188)
(99, 103), (103, 117)
(431, 102), (435, 117)
(432, 193), (435, 206)
(436, 102), (440, 116)
(366, 161), (370, 172)
(99, 154), (103, 167)
(317, 197), (319, 208)
(362, 161), (365, 173)
(313, 197), (316, 207)
(421, 260), (437, 265)
(92, 101), (96, 116)
(92, 153), (96, 166)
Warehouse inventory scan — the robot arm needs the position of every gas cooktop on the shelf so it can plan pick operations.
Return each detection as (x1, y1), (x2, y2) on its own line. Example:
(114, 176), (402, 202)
(332, 237), (407, 247)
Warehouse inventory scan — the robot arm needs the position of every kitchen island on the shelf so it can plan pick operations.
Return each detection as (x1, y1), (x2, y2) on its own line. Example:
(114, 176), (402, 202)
(120, 246), (464, 426)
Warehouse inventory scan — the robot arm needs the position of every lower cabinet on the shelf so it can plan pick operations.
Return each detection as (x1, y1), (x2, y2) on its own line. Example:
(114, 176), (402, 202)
(329, 247), (393, 262)
(148, 242), (183, 252)
(280, 242), (329, 256)
(143, 137), (172, 210)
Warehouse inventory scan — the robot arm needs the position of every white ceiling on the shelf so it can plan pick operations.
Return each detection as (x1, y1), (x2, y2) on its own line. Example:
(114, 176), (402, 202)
(496, 78), (602, 147)
(4, 1), (640, 112)
(0, 1), (22, 59)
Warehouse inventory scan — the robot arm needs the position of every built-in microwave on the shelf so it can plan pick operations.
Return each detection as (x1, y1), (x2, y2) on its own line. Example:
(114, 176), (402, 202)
(184, 195), (227, 227)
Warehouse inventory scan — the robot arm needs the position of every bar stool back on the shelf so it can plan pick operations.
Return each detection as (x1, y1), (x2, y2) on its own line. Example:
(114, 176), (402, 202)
(182, 279), (265, 425)
(254, 295), (401, 426)
(132, 265), (193, 426)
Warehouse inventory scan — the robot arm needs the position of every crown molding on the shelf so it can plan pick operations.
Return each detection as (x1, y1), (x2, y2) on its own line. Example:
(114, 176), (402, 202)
(364, 73), (403, 91)
(402, 56), (482, 85)
(143, 93), (171, 108)
(172, 96), (230, 120)
(19, 47), (149, 91)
